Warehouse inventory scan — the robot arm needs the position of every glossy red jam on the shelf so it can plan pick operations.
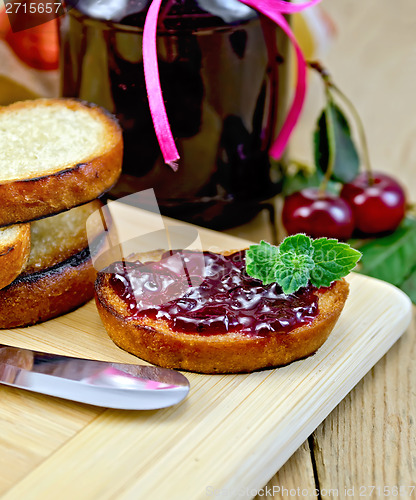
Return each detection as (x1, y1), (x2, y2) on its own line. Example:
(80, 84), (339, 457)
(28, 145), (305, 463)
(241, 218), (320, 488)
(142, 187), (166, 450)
(107, 250), (320, 337)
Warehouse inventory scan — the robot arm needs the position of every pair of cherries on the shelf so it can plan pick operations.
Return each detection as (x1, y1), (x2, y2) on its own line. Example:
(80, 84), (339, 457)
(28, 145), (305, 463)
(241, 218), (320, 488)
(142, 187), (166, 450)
(282, 172), (407, 240)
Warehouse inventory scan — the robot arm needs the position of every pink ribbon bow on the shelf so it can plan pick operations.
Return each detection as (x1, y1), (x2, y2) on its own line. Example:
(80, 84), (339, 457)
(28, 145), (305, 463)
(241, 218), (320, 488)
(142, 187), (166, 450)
(143, 0), (322, 170)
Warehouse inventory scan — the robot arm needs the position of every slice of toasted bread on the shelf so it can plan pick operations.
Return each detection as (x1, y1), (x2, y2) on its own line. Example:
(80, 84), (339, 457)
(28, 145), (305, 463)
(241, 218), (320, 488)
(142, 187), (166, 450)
(0, 249), (96, 329)
(23, 199), (103, 275)
(0, 98), (122, 226)
(95, 250), (350, 374)
(0, 200), (103, 328)
(0, 223), (31, 289)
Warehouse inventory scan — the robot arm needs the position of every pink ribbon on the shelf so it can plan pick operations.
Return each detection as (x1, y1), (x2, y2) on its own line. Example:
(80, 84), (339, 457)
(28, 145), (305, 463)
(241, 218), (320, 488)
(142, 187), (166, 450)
(143, 0), (180, 171)
(143, 0), (322, 169)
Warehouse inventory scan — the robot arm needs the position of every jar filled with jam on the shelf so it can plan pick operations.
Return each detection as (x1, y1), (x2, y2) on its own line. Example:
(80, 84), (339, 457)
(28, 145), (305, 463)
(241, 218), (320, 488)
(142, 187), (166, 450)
(59, 0), (290, 228)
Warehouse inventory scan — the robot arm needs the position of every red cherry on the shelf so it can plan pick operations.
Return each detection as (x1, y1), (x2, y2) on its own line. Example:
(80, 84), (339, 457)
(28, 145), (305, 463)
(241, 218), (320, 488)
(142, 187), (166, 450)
(340, 172), (406, 235)
(282, 188), (355, 240)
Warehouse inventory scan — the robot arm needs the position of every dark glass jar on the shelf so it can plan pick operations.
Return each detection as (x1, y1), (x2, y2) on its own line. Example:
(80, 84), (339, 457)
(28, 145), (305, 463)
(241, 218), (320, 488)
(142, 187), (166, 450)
(59, 0), (290, 229)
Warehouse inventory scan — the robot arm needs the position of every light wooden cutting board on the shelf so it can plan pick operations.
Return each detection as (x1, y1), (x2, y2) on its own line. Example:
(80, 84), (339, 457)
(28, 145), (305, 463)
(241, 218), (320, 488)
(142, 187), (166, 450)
(0, 202), (412, 499)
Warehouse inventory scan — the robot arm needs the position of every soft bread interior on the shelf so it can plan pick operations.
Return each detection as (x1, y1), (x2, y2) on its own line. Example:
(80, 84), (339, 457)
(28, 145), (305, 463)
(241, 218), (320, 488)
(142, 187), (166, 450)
(0, 223), (31, 289)
(23, 200), (102, 275)
(0, 103), (109, 181)
(0, 224), (28, 247)
(0, 201), (103, 328)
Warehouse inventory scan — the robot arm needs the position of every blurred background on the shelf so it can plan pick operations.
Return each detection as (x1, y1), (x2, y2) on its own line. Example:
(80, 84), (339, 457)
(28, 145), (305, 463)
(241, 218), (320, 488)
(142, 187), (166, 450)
(1, 0), (414, 208)
(291, 1), (416, 201)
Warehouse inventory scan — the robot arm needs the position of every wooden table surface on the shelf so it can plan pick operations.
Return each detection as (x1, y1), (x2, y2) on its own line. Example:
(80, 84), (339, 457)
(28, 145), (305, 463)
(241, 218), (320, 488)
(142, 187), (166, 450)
(0, 1), (415, 498)
(226, 1), (416, 497)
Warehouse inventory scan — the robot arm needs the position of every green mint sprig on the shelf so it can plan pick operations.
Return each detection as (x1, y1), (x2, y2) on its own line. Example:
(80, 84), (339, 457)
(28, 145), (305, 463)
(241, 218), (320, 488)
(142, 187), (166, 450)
(245, 234), (361, 295)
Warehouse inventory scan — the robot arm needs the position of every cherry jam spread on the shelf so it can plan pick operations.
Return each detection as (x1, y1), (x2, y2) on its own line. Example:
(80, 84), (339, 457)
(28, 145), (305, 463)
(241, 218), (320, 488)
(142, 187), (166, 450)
(107, 250), (320, 337)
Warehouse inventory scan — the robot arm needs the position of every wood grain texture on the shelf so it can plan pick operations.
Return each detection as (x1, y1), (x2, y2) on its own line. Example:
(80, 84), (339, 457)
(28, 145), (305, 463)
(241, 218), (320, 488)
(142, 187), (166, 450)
(1, 1), (415, 495)
(291, 0), (416, 203)
(0, 386), (101, 496)
(282, 0), (416, 496)
(0, 202), (411, 500)
(311, 307), (416, 497)
(254, 442), (318, 499)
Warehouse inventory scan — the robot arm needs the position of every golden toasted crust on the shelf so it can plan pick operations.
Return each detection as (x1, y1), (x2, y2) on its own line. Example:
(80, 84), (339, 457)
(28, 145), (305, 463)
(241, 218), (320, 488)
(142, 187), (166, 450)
(0, 223), (31, 290)
(0, 200), (105, 328)
(0, 99), (122, 226)
(23, 199), (102, 275)
(94, 252), (350, 374)
(0, 249), (96, 329)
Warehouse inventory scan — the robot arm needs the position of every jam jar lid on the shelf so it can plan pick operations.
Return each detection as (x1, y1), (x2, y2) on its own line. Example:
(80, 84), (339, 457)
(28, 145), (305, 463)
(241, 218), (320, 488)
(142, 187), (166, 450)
(65, 0), (258, 28)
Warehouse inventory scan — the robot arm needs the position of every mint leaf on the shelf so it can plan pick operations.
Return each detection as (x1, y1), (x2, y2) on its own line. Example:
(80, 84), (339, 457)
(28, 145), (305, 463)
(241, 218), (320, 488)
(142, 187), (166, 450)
(245, 235), (361, 294)
(246, 240), (281, 286)
(311, 238), (362, 288)
(279, 233), (314, 257)
(275, 250), (315, 294)
(247, 235), (316, 294)
(314, 103), (359, 183)
(272, 234), (315, 294)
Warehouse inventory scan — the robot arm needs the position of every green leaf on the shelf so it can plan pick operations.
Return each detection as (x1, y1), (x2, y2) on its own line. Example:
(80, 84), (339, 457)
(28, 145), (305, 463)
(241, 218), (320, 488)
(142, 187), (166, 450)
(246, 237), (315, 292)
(246, 240), (281, 286)
(274, 234), (315, 294)
(355, 217), (416, 286)
(245, 235), (361, 295)
(282, 169), (322, 197)
(311, 238), (362, 288)
(274, 250), (315, 294)
(401, 265), (416, 304)
(281, 169), (341, 197)
(279, 233), (314, 257)
(314, 102), (360, 183)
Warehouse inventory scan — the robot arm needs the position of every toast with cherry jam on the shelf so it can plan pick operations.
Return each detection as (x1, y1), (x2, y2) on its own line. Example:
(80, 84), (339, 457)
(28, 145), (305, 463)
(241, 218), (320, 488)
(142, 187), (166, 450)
(95, 248), (350, 374)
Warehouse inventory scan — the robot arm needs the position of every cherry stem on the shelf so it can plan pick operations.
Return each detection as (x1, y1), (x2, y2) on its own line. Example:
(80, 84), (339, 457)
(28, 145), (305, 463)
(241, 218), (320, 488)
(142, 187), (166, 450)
(320, 89), (336, 196)
(308, 61), (374, 184)
(330, 84), (374, 183)
(289, 160), (315, 175)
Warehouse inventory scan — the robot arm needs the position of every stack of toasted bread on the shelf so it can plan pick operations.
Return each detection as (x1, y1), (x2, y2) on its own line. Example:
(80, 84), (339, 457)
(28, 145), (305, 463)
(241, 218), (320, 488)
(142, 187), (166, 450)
(0, 98), (123, 328)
